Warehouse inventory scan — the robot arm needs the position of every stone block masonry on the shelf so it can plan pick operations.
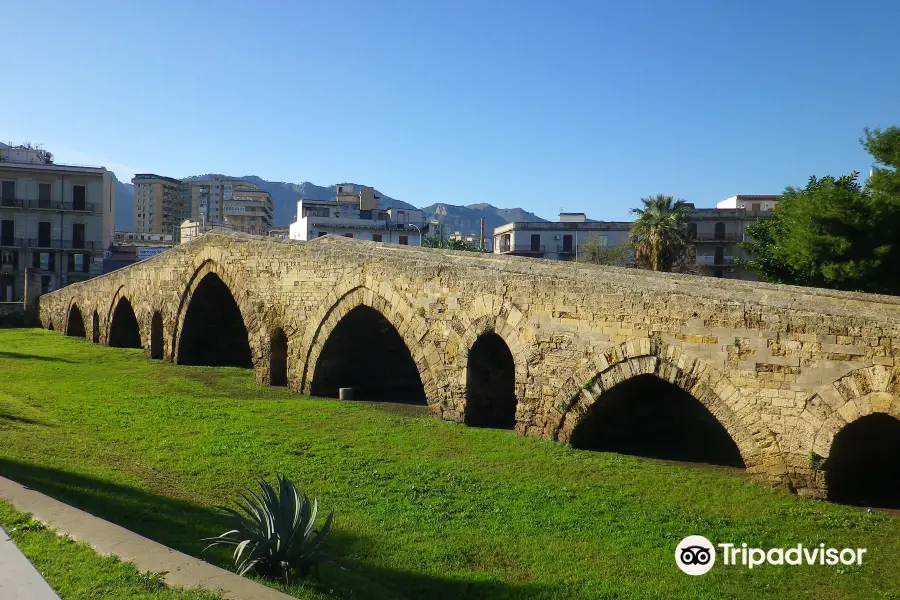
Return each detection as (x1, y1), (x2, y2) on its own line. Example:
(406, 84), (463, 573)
(38, 231), (900, 499)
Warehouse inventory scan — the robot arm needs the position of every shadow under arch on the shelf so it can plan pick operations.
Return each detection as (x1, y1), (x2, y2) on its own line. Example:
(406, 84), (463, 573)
(569, 373), (745, 467)
(176, 272), (252, 367)
(108, 296), (141, 348)
(824, 412), (900, 508)
(91, 310), (100, 343)
(65, 303), (86, 338)
(553, 339), (771, 472)
(796, 366), (900, 506)
(269, 327), (289, 386)
(299, 285), (438, 403)
(150, 311), (164, 359)
(465, 331), (517, 428)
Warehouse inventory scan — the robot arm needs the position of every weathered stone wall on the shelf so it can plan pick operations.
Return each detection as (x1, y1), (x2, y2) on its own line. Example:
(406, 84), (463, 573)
(38, 232), (900, 497)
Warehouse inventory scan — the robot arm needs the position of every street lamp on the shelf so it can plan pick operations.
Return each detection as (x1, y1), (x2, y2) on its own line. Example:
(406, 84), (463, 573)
(407, 223), (422, 246)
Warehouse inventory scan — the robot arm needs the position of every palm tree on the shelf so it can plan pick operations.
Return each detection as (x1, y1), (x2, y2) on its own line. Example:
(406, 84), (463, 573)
(629, 194), (692, 272)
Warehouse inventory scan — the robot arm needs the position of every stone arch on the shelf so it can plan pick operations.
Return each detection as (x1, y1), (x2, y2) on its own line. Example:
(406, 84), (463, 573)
(465, 331), (518, 429)
(108, 293), (142, 349)
(447, 297), (535, 426)
(172, 259), (255, 368)
(149, 311), (164, 360)
(298, 285), (439, 404)
(91, 310), (100, 343)
(552, 338), (776, 474)
(269, 327), (288, 386)
(793, 366), (900, 502)
(65, 302), (86, 338)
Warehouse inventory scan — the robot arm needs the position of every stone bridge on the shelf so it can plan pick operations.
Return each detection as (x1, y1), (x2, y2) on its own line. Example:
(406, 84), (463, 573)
(38, 232), (900, 505)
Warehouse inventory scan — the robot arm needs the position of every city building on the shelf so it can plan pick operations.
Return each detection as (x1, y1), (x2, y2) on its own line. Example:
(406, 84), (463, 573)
(688, 195), (781, 280)
(493, 212), (630, 261)
(132, 174), (186, 235)
(448, 231), (493, 251)
(184, 176), (272, 233)
(223, 182), (273, 233)
(104, 231), (176, 273)
(0, 143), (115, 300)
(289, 184), (425, 245)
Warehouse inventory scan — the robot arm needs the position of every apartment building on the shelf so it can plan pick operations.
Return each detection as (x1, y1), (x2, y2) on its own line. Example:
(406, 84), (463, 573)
(184, 176), (272, 232)
(688, 195), (780, 279)
(0, 143), (115, 301)
(223, 182), (273, 233)
(132, 173), (186, 235)
(493, 213), (630, 261)
(289, 184), (425, 245)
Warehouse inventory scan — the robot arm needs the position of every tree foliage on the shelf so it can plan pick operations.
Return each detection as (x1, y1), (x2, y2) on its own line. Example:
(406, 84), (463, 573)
(576, 236), (637, 267)
(741, 127), (900, 295)
(629, 194), (692, 272)
(422, 236), (486, 252)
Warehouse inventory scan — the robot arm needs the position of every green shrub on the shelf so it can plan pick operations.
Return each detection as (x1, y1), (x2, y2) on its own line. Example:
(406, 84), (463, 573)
(202, 475), (333, 583)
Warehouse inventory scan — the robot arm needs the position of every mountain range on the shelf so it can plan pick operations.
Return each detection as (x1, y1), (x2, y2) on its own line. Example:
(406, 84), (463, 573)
(113, 175), (547, 235)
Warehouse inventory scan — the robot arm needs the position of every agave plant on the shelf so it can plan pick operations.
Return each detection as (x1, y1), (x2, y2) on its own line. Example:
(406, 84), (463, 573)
(202, 475), (334, 583)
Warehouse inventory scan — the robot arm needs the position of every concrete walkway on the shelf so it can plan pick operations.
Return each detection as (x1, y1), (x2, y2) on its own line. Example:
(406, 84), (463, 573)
(0, 476), (295, 600)
(0, 525), (60, 599)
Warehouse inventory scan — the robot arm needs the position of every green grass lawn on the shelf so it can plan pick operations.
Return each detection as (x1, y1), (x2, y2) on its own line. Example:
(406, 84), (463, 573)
(0, 500), (220, 600)
(0, 328), (898, 600)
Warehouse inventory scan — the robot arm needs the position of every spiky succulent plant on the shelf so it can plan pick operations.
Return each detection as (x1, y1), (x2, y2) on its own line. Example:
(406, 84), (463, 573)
(202, 475), (334, 582)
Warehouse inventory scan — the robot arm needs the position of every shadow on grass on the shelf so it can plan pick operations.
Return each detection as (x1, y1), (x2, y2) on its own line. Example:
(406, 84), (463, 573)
(0, 351), (75, 363)
(0, 459), (556, 599)
(0, 412), (52, 427)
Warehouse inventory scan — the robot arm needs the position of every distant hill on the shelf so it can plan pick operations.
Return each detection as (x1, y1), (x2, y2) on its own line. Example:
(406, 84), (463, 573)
(112, 174), (545, 234)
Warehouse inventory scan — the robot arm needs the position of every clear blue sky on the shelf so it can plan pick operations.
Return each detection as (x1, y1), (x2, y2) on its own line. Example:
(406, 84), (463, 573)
(4, 0), (898, 220)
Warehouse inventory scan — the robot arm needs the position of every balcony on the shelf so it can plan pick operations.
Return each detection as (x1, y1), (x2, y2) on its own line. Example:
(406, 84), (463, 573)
(557, 245), (575, 255)
(0, 198), (97, 213)
(24, 239), (97, 251)
(0, 237), (25, 249)
(696, 255), (736, 266)
(500, 244), (545, 254)
(690, 233), (741, 243)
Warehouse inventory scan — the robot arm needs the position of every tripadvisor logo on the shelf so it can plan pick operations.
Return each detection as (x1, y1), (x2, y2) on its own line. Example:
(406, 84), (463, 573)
(675, 536), (867, 575)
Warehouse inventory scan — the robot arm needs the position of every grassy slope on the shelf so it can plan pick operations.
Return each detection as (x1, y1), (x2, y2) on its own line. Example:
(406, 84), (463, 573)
(0, 329), (898, 600)
(0, 501), (219, 600)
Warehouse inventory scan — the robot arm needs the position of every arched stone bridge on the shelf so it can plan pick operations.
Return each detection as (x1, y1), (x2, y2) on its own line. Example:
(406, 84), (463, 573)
(38, 232), (900, 504)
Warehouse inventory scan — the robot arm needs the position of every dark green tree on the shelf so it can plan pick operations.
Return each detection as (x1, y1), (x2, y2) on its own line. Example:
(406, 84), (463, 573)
(741, 127), (900, 294)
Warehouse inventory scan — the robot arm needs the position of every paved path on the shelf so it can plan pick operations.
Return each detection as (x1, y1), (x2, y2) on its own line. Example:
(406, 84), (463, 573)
(0, 525), (60, 600)
(0, 476), (295, 600)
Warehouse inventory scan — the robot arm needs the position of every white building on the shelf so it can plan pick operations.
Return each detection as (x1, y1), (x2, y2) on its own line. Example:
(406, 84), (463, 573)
(289, 184), (425, 246)
(493, 212), (630, 261)
(0, 143), (115, 300)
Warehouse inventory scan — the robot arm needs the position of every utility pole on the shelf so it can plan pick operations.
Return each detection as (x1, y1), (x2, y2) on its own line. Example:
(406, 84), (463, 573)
(479, 217), (485, 251)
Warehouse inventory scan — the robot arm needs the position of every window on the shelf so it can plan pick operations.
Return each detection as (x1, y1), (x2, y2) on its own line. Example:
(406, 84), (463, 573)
(687, 222), (697, 240)
(32, 251), (55, 271)
(562, 234), (573, 252)
(714, 222), (725, 240)
(1, 220), (13, 246)
(1, 181), (15, 205)
(530, 234), (541, 251)
(399, 235), (408, 245)
(372, 233), (383, 242)
(68, 252), (90, 273)
(344, 233), (353, 238)
(751, 203), (760, 212)
(38, 183), (51, 208)
(40, 275), (51, 294)
(713, 269), (724, 278)
(714, 246), (725, 265)
(72, 223), (85, 249)
(1, 250), (17, 267)
(73, 185), (86, 210)
(38, 222), (52, 247)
